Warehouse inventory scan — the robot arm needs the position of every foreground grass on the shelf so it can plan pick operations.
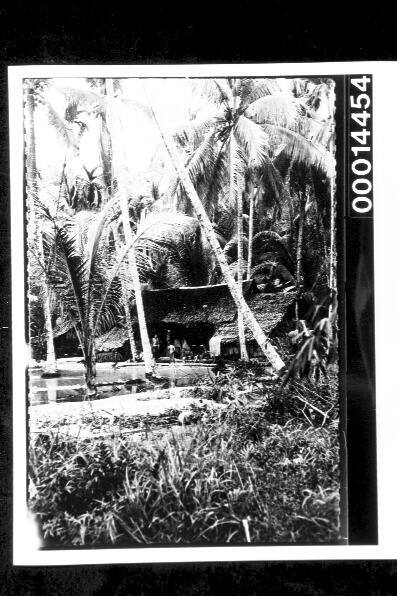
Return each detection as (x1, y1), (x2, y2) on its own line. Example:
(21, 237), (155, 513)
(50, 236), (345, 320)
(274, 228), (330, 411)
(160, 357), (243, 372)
(29, 367), (341, 546)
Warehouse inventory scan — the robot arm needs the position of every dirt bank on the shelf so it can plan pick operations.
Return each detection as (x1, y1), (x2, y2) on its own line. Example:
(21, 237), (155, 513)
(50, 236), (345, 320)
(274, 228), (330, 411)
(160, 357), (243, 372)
(29, 386), (223, 440)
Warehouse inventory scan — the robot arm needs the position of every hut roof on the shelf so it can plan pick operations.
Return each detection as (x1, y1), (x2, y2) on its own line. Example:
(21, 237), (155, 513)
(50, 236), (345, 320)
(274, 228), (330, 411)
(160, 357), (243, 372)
(93, 283), (295, 351)
(214, 292), (296, 343)
(141, 280), (257, 327)
(95, 327), (129, 352)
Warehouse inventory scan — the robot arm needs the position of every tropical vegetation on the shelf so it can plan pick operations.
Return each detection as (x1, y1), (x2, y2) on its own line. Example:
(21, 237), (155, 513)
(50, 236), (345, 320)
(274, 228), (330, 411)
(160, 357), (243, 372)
(25, 76), (340, 546)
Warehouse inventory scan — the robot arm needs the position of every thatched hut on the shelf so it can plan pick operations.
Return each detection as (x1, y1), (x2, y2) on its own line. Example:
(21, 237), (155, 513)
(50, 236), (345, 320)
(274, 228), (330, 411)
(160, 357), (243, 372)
(50, 282), (296, 360)
(135, 281), (296, 359)
(209, 291), (296, 357)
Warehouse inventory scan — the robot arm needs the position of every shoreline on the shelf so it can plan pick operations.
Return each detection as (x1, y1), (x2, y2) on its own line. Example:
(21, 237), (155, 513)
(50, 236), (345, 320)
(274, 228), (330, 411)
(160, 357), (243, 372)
(29, 385), (222, 439)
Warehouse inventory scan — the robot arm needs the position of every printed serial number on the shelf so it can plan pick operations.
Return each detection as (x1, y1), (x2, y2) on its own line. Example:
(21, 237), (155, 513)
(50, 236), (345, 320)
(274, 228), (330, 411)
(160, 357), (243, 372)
(350, 76), (372, 214)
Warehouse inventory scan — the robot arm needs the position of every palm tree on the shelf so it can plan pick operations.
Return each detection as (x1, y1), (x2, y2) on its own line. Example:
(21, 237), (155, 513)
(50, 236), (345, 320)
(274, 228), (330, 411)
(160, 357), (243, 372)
(135, 214), (214, 288)
(24, 79), (59, 376)
(241, 78), (335, 319)
(169, 79), (281, 359)
(103, 79), (155, 374)
(40, 207), (118, 394)
(110, 223), (138, 361)
(51, 81), (143, 365)
(41, 197), (176, 393)
(142, 82), (286, 372)
(243, 164), (285, 281)
(168, 77), (335, 357)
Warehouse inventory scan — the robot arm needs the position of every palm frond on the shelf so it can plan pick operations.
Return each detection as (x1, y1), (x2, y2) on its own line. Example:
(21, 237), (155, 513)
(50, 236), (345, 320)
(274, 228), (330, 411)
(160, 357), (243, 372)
(223, 234), (248, 263)
(172, 114), (217, 149)
(193, 79), (233, 107)
(262, 124), (334, 176)
(169, 131), (219, 209)
(252, 230), (295, 273)
(241, 80), (284, 109)
(52, 224), (88, 332)
(54, 85), (104, 114)
(186, 131), (218, 182)
(245, 92), (299, 128)
(202, 139), (229, 216)
(235, 78), (255, 104)
(43, 100), (80, 152)
(91, 235), (141, 337)
(234, 115), (269, 166)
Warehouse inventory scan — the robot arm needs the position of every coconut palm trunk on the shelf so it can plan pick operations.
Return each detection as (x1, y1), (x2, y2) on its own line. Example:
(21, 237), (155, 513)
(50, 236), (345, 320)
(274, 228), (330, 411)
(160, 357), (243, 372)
(37, 224), (58, 374)
(295, 189), (306, 320)
(328, 135), (336, 317)
(25, 85), (58, 375)
(111, 223), (138, 361)
(121, 267), (138, 361)
(230, 131), (248, 361)
(120, 197), (155, 375)
(247, 188), (254, 281)
(145, 89), (285, 372)
(84, 340), (97, 395)
(105, 78), (154, 374)
(71, 321), (95, 394)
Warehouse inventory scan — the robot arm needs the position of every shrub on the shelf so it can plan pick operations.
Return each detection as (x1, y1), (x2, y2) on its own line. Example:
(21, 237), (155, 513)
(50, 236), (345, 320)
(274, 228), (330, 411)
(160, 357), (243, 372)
(29, 384), (340, 546)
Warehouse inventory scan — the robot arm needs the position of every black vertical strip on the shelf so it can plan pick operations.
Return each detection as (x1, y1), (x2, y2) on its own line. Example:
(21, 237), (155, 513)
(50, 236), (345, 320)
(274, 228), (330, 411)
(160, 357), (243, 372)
(0, 64), (12, 574)
(345, 76), (377, 543)
(334, 75), (348, 544)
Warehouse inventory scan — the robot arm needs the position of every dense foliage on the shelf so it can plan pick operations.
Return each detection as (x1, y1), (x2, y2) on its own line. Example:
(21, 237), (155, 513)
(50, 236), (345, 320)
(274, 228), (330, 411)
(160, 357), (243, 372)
(26, 77), (340, 547)
(29, 365), (340, 546)
(26, 76), (336, 378)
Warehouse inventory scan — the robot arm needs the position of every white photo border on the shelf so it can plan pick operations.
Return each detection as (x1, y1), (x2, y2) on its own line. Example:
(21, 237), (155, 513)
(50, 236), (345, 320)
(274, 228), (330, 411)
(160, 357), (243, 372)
(9, 61), (397, 565)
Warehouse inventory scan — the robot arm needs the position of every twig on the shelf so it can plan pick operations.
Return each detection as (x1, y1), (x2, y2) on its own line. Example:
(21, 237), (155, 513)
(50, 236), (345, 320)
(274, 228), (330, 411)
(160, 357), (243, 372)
(294, 388), (328, 420)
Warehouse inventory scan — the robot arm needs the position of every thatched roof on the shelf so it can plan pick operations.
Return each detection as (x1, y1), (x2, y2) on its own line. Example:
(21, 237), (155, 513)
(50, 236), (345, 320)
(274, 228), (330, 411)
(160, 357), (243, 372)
(214, 292), (296, 343)
(95, 327), (129, 352)
(93, 283), (295, 351)
(141, 280), (257, 327)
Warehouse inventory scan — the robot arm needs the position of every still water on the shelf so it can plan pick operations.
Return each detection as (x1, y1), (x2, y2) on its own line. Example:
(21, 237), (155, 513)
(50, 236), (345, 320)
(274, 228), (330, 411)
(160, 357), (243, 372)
(29, 361), (213, 405)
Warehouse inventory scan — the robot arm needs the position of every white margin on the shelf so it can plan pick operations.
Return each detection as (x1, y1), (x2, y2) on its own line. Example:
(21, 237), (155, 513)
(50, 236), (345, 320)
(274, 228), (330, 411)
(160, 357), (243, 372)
(9, 61), (397, 565)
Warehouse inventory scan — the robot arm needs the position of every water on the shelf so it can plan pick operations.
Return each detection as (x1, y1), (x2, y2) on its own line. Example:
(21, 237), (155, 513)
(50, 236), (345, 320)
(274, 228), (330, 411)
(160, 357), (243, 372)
(29, 360), (214, 405)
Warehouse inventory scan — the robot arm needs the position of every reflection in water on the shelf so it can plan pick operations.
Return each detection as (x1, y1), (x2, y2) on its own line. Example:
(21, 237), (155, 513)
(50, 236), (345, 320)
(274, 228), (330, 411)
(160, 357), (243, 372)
(29, 363), (213, 405)
(46, 378), (58, 402)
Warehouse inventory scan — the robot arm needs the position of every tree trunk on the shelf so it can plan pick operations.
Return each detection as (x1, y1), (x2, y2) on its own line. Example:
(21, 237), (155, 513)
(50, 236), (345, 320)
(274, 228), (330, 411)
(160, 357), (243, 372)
(247, 190), (254, 280)
(230, 131), (248, 361)
(128, 245), (155, 375)
(71, 322), (96, 395)
(84, 344), (97, 396)
(328, 135), (336, 318)
(37, 224), (58, 375)
(295, 190), (306, 320)
(112, 223), (138, 361)
(121, 264), (138, 361)
(25, 86), (58, 375)
(284, 162), (295, 255)
(117, 173), (154, 375)
(146, 90), (285, 372)
(105, 78), (154, 375)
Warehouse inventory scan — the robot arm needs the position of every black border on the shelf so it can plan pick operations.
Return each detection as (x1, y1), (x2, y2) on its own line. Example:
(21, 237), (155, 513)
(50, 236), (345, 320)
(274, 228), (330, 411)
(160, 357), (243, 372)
(0, 4), (394, 593)
(344, 76), (377, 544)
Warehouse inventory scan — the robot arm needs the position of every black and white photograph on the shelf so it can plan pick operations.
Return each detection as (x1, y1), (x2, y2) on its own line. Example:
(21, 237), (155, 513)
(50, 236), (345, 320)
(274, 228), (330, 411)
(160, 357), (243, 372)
(10, 63), (393, 565)
(22, 73), (342, 548)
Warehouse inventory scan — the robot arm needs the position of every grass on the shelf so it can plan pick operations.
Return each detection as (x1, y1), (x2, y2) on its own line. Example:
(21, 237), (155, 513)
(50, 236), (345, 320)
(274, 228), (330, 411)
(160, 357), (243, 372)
(28, 364), (341, 546)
